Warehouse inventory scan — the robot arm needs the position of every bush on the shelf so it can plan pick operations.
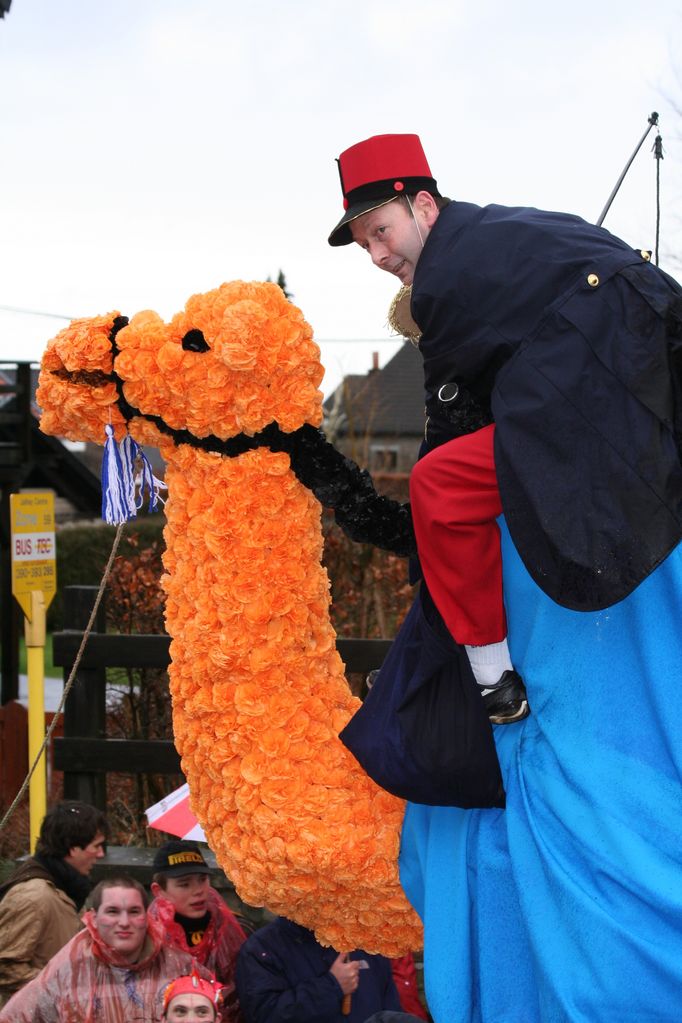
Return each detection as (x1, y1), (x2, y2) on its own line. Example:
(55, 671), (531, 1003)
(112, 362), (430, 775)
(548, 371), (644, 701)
(50, 516), (166, 630)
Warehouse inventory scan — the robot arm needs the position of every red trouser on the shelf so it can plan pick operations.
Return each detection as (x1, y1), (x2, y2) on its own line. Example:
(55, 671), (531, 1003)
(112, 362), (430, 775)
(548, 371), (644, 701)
(409, 423), (506, 646)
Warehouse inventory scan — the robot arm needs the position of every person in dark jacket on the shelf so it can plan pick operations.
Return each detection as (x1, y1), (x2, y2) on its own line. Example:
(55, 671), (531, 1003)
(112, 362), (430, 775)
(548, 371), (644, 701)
(235, 916), (401, 1023)
(329, 131), (682, 733)
(328, 133), (682, 1023)
(328, 138), (528, 723)
(0, 799), (108, 1007)
(328, 133), (682, 614)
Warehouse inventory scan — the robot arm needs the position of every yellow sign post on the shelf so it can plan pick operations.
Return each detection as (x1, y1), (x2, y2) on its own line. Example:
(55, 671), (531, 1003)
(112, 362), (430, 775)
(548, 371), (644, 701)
(10, 491), (57, 851)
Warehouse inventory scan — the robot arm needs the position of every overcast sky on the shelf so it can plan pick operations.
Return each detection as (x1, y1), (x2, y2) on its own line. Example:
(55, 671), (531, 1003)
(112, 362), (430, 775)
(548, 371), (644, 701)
(0, 1), (680, 396)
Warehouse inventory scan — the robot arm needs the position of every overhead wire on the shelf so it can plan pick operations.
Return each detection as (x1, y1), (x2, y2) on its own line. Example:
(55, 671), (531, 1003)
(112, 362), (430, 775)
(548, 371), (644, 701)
(0, 304), (74, 320)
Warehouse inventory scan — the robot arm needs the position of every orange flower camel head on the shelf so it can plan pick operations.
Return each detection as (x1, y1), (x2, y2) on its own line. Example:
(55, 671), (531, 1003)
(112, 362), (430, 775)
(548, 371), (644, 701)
(37, 280), (421, 956)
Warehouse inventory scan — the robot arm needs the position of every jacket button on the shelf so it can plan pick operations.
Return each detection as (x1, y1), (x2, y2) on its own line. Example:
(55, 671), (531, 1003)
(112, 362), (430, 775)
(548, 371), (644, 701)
(587, 273), (599, 287)
(640, 249), (652, 261)
(438, 382), (459, 403)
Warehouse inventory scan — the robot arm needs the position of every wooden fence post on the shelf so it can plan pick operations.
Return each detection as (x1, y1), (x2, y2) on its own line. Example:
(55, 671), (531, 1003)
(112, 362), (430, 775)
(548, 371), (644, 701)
(62, 585), (107, 809)
(52, 623), (391, 800)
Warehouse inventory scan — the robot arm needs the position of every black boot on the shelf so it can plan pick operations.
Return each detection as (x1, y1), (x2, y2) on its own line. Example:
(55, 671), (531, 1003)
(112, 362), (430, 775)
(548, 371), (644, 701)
(481, 670), (530, 724)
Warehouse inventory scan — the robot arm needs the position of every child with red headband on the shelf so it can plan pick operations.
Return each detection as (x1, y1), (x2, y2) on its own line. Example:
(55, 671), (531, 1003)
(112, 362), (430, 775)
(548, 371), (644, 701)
(161, 970), (224, 1022)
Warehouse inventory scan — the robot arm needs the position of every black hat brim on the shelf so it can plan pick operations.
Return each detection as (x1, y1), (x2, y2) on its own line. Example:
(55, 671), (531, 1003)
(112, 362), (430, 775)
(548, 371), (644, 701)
(157, 863), (210, 877)
(328, 197), (397, 247)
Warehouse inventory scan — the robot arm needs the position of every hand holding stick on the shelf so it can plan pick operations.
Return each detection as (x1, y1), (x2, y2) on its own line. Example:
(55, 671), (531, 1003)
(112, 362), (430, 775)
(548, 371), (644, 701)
(330, 952), (360, 1015)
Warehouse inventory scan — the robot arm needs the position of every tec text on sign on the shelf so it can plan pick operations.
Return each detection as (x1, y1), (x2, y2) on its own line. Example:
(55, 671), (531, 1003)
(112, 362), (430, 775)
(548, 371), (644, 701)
(10, 491), (57, 619)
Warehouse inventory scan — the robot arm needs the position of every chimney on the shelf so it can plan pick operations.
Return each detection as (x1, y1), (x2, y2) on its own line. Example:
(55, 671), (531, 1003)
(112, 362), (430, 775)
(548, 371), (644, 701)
(370, 351), (379, 373)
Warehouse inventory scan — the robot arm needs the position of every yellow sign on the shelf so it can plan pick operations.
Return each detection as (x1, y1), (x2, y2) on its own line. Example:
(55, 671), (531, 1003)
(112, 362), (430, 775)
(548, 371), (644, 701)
(10, 491), (57, 620)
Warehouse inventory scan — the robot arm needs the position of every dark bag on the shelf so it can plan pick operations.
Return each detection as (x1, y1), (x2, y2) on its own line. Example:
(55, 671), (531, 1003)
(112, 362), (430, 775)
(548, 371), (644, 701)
(339, 586), (505, 808)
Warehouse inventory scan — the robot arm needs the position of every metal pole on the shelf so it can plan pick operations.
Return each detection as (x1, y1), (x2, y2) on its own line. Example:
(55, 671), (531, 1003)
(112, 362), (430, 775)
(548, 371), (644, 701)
(26, 589), (47, 850)
(596, 112), (659, 227)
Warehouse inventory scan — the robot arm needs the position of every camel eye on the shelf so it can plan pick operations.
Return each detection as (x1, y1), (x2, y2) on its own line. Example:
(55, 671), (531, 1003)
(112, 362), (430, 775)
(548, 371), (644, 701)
(181, 329), (210, 353)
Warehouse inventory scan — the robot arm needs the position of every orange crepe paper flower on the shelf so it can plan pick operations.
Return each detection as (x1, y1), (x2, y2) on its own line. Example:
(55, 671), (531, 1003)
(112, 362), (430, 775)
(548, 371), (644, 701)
(37, 281), (422, 956)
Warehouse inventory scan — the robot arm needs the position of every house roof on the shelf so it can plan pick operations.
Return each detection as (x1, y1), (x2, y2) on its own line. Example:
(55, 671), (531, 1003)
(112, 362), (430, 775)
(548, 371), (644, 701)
(325, 342), (424, 438)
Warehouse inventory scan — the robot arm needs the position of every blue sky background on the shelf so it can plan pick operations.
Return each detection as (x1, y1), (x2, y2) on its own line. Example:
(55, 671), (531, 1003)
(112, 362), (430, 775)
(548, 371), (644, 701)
(0, 1), (680, 395)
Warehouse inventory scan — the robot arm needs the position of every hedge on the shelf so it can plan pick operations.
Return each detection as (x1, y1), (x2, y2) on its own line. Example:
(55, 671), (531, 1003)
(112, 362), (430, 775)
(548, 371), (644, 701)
(50, 516), (166, 630)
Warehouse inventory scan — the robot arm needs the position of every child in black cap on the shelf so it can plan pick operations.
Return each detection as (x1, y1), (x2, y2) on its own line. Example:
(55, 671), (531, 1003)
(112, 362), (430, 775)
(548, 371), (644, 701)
(148, 841), (246, 1023)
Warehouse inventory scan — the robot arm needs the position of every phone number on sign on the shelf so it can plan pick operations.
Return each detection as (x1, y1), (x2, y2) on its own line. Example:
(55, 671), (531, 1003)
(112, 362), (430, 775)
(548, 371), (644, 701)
(14, 563), (55, 581)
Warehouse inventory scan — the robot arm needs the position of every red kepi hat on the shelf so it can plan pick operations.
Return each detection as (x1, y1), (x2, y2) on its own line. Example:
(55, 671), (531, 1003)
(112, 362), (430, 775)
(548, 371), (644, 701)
(328, 133), (440, 247)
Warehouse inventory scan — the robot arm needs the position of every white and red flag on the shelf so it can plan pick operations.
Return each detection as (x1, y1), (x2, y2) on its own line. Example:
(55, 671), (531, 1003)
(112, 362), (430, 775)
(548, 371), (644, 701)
(145, 783), (206, 842)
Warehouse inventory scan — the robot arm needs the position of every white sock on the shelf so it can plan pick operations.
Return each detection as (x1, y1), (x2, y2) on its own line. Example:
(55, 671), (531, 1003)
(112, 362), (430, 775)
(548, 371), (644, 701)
(465, 639), (513, 689)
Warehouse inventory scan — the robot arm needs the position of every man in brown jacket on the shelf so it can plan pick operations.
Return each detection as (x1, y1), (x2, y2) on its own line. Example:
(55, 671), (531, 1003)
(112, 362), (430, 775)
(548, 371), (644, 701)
(0, 799), (107, 1006)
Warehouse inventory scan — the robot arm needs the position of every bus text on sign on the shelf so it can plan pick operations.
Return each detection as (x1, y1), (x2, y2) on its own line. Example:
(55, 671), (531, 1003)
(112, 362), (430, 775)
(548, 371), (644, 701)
(10, 491), (57, 620)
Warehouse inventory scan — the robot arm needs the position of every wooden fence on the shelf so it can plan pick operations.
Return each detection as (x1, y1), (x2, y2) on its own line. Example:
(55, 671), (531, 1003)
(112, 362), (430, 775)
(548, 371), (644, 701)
(53, 585), (391, 809)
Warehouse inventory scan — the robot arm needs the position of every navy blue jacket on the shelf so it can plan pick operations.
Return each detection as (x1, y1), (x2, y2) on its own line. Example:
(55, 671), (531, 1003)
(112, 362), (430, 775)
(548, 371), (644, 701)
(412, 201), (682, 610)
(235, 918), (401, 1023)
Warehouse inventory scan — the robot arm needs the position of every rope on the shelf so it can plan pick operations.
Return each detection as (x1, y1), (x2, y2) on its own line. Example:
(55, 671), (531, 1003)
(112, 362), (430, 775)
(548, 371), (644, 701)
(0, 522), (125, 839)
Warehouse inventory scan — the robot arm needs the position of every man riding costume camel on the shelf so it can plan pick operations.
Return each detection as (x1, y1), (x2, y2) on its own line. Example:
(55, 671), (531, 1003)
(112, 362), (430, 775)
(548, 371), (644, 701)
(328, 132), (682, 718)
(330, 134), (526, 723)
(329, 133), (682, 1022)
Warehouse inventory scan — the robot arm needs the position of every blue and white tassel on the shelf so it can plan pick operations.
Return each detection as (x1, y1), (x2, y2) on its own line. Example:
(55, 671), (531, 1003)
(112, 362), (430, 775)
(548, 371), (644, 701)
(101, 424), (165, 525)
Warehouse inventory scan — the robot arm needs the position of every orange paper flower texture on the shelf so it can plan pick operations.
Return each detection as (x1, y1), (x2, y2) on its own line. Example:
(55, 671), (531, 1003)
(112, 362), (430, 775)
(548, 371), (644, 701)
(37, 280), (422, 956)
